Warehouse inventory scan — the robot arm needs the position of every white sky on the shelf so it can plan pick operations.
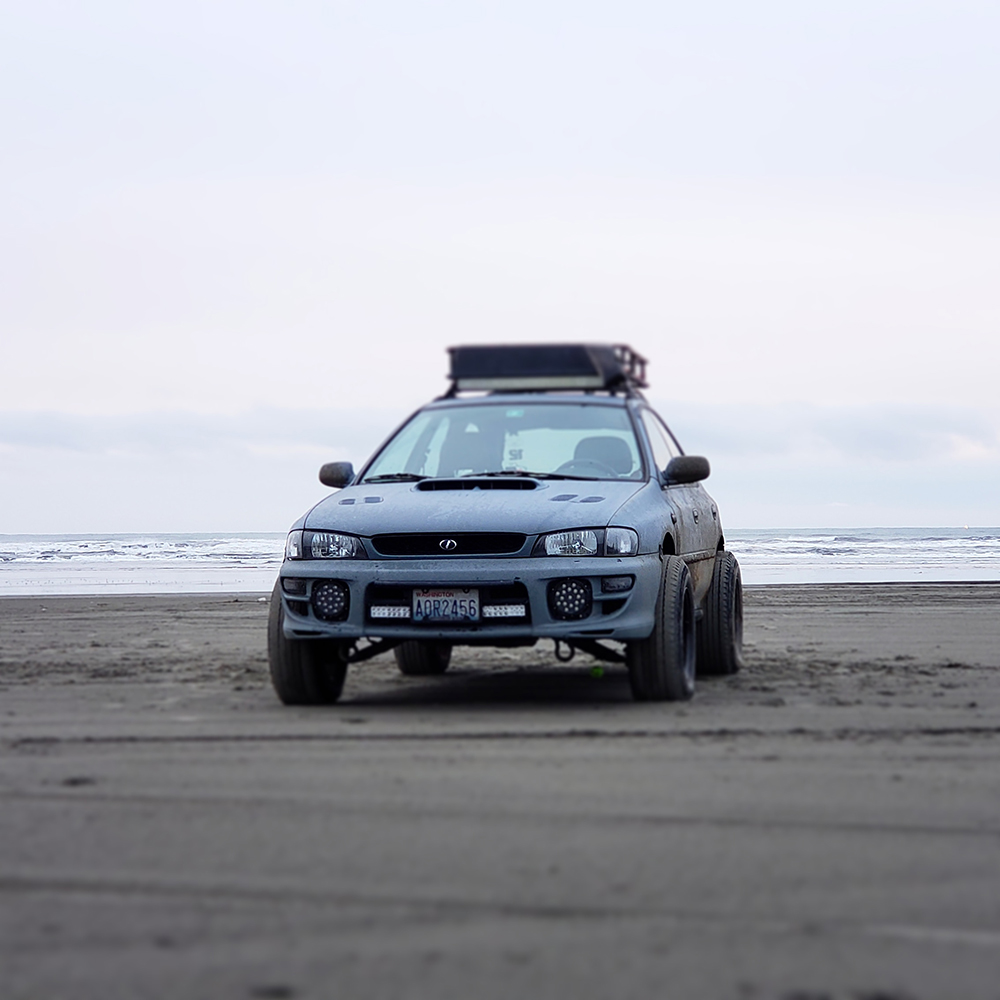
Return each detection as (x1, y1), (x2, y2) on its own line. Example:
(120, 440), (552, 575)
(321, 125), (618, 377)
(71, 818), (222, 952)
(1, 1), (999, 530)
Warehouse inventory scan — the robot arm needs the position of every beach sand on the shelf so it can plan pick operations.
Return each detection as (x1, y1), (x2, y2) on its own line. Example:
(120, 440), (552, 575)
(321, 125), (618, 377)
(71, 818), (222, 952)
(2, 584), (999, 999)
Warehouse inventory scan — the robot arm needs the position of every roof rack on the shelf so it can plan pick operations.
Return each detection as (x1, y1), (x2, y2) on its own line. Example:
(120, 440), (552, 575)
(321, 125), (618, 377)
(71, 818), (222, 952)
(445, 343), (648, 397)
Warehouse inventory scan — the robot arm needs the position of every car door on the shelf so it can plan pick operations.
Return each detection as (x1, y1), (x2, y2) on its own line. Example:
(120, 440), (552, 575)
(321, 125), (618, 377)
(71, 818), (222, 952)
(639, 407), (717, 599)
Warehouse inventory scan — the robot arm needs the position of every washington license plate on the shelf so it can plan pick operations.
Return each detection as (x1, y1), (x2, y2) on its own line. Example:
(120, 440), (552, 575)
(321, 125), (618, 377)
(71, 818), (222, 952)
(412, 588), (480, 623)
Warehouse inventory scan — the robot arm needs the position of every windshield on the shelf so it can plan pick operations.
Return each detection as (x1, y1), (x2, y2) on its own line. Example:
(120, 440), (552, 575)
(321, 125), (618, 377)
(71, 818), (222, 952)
(362, 402), (644, 482)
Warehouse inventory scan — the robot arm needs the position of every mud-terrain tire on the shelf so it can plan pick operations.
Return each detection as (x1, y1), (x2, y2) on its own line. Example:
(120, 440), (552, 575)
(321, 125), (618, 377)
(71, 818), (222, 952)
(394, 641), (452, 676)
(626, 555), (696, 701)
(267, 583), (348, 704)
(697, 551), (744, 677)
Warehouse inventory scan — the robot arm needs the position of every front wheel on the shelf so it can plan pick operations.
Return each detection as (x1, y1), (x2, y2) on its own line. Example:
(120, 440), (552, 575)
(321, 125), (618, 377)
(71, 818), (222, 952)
(394, 641), (452, 676)
(696, 550), (744, 677)
(626, 555), (696, 701)
(267, 582), (349, 704)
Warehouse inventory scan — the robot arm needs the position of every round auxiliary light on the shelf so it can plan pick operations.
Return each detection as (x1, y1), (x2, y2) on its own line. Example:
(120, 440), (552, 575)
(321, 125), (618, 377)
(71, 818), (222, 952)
(548, 578), (593, 621)
(311, 580), (350, 622)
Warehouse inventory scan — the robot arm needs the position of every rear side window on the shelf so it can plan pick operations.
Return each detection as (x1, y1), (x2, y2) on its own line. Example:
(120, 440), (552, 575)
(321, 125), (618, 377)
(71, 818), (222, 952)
(640, 409), (680, 472)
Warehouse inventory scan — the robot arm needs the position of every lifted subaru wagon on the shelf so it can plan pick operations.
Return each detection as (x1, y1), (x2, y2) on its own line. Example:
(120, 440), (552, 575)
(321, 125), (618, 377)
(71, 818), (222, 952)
(268, 344), (743, 703)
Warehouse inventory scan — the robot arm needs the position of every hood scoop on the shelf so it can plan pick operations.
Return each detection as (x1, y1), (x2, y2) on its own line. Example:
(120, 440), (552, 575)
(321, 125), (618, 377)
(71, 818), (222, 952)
(416, 478), (537, 491)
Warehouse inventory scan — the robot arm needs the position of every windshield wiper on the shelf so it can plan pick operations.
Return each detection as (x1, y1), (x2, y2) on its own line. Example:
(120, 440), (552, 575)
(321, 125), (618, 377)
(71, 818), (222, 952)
(363, 473), (428, 483)
(459, 470), (599, 481)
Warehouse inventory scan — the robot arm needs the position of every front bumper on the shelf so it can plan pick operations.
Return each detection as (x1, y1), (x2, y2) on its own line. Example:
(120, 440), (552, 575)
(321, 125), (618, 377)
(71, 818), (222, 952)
(278, 554), (663, 643)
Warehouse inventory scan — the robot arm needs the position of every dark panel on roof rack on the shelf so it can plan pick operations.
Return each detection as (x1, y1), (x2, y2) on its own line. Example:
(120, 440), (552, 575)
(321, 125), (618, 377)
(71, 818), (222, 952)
(448, 343), (647, 393)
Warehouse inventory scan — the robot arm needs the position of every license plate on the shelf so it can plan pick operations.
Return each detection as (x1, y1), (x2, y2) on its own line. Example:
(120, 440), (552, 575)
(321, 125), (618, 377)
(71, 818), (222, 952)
(412, 588), (480, 623)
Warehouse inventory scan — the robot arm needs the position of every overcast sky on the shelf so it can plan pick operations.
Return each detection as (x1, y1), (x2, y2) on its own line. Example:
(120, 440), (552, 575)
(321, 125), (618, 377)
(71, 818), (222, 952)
(2, 1), (998, 531)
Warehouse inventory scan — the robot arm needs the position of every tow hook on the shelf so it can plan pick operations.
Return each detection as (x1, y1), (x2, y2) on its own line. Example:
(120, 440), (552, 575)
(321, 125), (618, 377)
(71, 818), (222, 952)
(554, 640), (576, 662)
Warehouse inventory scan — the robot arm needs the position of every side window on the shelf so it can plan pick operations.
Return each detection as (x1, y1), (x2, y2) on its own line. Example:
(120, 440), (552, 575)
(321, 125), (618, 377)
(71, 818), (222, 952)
(640, 409), (679, 473)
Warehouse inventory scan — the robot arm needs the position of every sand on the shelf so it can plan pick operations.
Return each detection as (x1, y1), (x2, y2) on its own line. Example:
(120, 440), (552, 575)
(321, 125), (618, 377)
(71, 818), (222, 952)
(1, 584), (999, 999)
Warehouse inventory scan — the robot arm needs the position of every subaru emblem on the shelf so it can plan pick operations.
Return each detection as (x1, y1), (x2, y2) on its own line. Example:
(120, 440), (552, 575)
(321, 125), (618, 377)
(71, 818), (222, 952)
(439, 538), (458, 551)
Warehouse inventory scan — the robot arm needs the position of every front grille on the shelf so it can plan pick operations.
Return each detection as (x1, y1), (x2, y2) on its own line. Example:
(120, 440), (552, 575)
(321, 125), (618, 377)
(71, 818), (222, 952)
(366, 582), (530, 624)
(370, 532), (527, 556)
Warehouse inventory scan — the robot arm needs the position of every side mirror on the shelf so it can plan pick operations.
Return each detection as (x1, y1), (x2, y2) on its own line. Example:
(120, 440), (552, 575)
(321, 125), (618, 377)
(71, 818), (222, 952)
(319, 461), (355, 489)
(664, 455), (710, 485)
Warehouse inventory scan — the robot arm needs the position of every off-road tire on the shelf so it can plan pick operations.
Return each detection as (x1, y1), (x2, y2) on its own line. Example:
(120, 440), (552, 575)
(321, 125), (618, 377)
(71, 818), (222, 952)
(697, 550), (744, 677)
(267, 582), (349, 704)
(626, 555), (696, 701)
(394, 641), (452, 676)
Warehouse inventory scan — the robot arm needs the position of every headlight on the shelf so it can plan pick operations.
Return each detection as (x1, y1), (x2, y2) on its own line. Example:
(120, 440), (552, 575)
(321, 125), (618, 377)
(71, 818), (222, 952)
(543, 530), (599, 556)
(605, 527), (639, 556)
(536, 527), (640, 557)
(285, 529), (364, 560)
(311, 531), (362, 558)
(285, 530), (305, 559)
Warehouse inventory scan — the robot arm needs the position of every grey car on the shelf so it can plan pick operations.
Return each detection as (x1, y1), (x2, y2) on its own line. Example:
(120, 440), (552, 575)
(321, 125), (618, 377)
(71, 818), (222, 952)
(268, 344), (743, 704)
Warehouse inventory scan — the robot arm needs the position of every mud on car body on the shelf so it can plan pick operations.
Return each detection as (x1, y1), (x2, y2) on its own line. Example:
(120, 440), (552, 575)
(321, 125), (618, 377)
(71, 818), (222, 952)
(268, 344), (743, 704)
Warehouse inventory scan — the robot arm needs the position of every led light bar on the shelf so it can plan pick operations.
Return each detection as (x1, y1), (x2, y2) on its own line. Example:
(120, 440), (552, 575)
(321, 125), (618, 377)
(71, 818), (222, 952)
(370, 606), (411, 619)
(481, 604), (527, 618)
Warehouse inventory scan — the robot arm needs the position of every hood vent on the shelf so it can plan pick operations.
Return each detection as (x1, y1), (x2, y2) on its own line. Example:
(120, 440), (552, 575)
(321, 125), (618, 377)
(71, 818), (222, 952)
(416, 479), (537, 491)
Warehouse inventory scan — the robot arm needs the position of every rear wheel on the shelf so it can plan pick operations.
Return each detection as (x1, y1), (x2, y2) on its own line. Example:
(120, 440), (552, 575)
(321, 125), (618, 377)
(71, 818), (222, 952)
(267, 582), (349, 704)
(626, 555), (696, 701)
(697, 551), (744, 677)
(394, 641), (452, 676)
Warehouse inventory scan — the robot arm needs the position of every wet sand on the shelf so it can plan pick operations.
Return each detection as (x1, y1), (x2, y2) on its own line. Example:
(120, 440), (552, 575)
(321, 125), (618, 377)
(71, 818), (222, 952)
(1, 585), (999, 999)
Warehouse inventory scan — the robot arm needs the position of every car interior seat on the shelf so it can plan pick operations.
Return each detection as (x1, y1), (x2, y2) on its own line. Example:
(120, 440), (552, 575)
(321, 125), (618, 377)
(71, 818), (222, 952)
(573, 436), (634, 476)
(437, 423), (501, 477)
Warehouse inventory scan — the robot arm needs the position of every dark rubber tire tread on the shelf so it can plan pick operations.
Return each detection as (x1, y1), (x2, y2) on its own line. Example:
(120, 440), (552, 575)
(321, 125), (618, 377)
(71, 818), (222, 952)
(697, 551), (744, 677)
(267, 582), (348, 704)
(626, 555), (696, 702)
(394, 641), (453, 676)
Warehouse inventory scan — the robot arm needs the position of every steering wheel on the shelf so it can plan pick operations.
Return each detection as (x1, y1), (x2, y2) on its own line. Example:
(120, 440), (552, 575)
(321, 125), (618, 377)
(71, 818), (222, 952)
(554, 458), (618, 478)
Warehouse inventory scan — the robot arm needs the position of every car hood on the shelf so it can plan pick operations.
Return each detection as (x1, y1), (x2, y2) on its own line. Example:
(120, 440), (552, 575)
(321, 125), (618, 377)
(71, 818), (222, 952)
(304, 479), (647, 536)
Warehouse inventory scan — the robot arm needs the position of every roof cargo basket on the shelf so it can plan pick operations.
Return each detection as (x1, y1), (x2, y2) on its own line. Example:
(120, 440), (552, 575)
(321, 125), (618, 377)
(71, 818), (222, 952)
(446, 343), (648, 396)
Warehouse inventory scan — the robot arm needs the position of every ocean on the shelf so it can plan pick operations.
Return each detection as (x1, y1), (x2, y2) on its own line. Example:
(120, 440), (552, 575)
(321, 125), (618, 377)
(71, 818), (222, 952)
(1, 528), (998, 595)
